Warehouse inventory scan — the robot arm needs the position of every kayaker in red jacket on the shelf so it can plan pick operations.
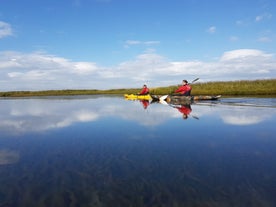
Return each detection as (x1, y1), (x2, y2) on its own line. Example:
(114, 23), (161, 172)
(139, 84), (149, 95)
(174, 80), (192, 96)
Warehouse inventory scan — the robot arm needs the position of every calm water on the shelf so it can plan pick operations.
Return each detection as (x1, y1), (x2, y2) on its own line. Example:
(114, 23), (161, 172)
(0, 95), (275, 207)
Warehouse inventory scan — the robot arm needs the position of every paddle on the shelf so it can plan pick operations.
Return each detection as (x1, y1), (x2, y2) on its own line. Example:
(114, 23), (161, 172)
(190, 77), (199, 83)
(159, 78), (200, 102)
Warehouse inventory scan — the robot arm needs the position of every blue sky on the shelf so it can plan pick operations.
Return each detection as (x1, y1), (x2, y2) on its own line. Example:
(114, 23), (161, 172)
(0, 0), (275, 91)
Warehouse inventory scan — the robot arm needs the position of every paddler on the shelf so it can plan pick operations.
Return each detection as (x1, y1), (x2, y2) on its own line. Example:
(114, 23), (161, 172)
(174, 80), (192, 96)
(139, 84), (150, 95)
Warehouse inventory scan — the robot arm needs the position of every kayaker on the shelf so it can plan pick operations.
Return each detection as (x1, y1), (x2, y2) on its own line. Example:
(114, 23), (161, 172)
(174, 80), (192, 96)
(139, 84), (150, 95)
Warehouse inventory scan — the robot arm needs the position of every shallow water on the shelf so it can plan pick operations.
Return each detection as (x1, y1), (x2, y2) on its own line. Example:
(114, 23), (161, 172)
(0, 96), (275, 207)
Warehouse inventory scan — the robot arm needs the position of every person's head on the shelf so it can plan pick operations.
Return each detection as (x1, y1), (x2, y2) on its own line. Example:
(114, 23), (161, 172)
(143, 84), (147, 88)
(182, 114), (188, 119)
(182, 80), (188, 85)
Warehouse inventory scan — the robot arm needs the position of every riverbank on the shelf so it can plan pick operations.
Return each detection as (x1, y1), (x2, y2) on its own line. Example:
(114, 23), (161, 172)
(150, 79), (276, 96)
(1, 79), (275, 97)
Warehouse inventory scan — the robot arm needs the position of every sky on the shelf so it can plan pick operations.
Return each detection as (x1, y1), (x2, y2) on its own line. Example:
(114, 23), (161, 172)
(0, 0), (276, 91)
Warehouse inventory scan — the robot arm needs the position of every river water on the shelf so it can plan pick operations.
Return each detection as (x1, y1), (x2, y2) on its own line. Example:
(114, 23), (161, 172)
(0, 96), (275, 207)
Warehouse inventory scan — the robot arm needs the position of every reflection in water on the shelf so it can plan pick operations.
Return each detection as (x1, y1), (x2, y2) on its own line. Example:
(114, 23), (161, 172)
(221, 107), (271, 125)
(0, 98), (100, 134)
(0, 96), (275, 206)
(0, 149), (19, 165)
(195, 98), (276, 125)
(172, 104), (192, 119)
(0, 96), (275, 134)
(140, 100), (150, 109)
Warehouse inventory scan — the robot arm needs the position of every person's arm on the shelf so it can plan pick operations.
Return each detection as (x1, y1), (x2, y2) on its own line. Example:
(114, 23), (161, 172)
(145, 88), (149, 94)
(139, 88), (146, 95)
(175, 86), (184, 93)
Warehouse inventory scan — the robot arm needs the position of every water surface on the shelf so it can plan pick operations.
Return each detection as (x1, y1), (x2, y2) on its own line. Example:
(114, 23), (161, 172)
(0, 96), (275, 207)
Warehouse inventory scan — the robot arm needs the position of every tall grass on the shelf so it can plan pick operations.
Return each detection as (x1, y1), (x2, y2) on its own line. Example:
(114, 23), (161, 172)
(0, 79), (275, 97)
(150, 79), (276, 96)
(191, 79), (276, 96)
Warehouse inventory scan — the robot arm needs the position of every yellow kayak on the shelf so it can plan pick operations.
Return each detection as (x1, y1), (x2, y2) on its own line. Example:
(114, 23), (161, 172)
(124, 94), (152, 100)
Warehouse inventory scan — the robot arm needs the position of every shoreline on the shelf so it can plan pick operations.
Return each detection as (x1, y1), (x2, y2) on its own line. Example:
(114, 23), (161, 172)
(1, 79), (275, 97)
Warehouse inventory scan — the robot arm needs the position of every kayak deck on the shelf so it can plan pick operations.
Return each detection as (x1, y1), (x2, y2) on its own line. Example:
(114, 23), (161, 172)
(124, 94), (221, 103)
(124, 94), (152, 100)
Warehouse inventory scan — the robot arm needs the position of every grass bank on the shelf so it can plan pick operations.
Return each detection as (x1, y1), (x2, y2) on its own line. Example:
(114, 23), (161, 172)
(0, 88), (135, 97)
(150, 79), (276, 96)
(0, 79), (275, 97)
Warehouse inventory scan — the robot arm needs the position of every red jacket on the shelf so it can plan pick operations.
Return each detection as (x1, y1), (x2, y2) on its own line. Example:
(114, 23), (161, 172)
(175, 84), (192, 95)
(139, 87), (149, 95)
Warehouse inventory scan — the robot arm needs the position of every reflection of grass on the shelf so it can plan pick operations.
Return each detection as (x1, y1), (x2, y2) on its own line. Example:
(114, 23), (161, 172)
(1, 79), (275, 97)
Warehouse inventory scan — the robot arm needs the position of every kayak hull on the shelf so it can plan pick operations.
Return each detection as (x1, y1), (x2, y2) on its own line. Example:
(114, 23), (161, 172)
(165, 95), (221, 105)
(124, 94), (152, 100)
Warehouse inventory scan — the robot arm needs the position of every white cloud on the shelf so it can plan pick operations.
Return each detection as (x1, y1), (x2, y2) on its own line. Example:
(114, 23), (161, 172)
(125, 40), (141, 45)
(257, 37), (271, 42)
(236, 20), (244, 26)
(0, 49), (275, 91)
(73, 62), (98, 74)
(255, 13), (272, 22)
(220, 49), (273, 61)
(207, 26), (216, 34)
(124, 40), (160, 48)
(0, 21), (13, 38)
(229, 36), (239, 42)
(0, 51), (102, 89)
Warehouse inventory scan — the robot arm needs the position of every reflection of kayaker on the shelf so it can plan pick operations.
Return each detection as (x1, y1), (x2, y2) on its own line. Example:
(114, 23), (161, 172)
(174, 104), (192, 119)
(140, 100), (150, 109)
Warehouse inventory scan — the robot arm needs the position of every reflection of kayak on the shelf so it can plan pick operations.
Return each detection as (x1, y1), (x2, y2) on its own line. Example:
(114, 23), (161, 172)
(124, 94), (152, 100)
(160, 95), (221, 105)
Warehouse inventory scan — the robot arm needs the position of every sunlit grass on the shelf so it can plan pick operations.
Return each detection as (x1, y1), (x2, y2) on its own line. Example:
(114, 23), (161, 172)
(191, 79), (276, 96)
(0, 79), (275, 97)
(150, 79), (276, 96)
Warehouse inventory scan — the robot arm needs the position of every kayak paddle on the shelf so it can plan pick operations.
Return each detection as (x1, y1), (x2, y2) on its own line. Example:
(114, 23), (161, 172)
(190, 77), (199, 83)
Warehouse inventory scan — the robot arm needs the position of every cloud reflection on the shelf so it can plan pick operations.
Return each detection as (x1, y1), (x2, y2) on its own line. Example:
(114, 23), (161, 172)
(0, 149), (19, 165)
(219, 107), (272, 125)
(194, 101), (275, 125)
(0, 97), (176, 135)
(222, 115), (264, 125)
(0, 97), (275, 135)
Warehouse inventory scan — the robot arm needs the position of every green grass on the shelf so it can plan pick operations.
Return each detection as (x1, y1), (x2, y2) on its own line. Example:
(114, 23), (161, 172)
(150, 79), (276, 96)
(191, 79), (276, 96)
(1, 79), (275, 97)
